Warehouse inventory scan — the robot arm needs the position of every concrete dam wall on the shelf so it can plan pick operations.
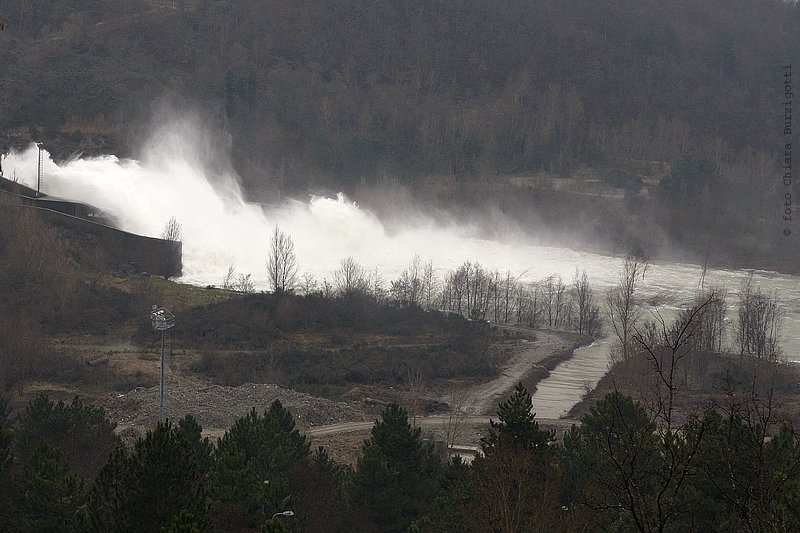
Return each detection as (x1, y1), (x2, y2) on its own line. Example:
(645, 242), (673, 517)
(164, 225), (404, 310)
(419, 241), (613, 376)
(0, 176), (181, 277)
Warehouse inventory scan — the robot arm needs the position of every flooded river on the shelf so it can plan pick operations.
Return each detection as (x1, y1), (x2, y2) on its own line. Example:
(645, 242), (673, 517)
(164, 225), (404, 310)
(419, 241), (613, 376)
(5, 126), (798, 418)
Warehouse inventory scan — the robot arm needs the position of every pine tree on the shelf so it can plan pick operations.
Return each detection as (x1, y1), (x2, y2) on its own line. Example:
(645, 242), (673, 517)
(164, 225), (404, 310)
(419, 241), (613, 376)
(16, 394), (119, 480)
(208, 400), (309, 531)
(18, 439), (85, 533)
(0, 396), (14, 532)
(124, 421), (206, 533)
(469, 384), (564, 533)
(0, 396), (13, 475)
(83, 422), (206, 533)
(348, 402), (441, 533)
(177, 414), (214, 476)
(162, 510), (201, 533)
(83, 445), (127, 533)
(481, 383), (553, 452)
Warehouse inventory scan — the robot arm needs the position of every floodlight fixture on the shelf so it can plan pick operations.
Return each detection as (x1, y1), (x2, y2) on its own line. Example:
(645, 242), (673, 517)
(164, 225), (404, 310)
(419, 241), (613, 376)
(150, 305), (175, 330)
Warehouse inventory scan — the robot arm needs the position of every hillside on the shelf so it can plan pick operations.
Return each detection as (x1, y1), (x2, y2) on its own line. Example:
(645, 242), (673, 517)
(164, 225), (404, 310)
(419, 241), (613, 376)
(0, 0), (798, 271)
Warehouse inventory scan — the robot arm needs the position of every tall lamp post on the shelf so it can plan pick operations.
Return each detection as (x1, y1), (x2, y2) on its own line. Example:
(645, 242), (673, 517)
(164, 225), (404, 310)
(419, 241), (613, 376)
(150, 305), (175, 423)
(36, 142), (43, 197)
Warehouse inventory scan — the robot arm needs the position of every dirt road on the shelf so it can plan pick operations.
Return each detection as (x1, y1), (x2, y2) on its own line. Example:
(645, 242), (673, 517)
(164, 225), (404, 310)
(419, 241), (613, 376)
(461, 329), (580, 416)
(101, 328), (584, 458)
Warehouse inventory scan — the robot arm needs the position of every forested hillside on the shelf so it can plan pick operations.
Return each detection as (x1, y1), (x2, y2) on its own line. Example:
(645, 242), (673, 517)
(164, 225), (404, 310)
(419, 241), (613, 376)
(1, 0), (797, 179)
(1, 0), (799, 269)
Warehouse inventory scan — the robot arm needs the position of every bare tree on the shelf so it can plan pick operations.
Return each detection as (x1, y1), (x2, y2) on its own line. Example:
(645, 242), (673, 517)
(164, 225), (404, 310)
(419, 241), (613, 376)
(235, 273), (254, 294)
(406, 365), (427, 428)
(736, 274), (783, 362)
(334, 256), (368, 297)
(421, 260), (438, 311)
(571, 269), (602, 337)
(368, 267), (386, 302)
(298, 272), (318, 296)
(442, 385), (473, 456)
(222, 264), (236, 291)
(606, 253), (648, 361)
(677, 288), (727, 354)
(541, 274), (568, 328)
(265, 224), (298, 294)
(566, 300), (712, 533)
(160, 217), (182, 279)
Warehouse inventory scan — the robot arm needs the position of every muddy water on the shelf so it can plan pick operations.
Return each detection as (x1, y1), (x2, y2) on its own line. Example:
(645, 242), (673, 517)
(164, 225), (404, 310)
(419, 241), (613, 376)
(531, 341), (610, 419)
(532, 265), (800, 419)
(5, 135), (798, 420)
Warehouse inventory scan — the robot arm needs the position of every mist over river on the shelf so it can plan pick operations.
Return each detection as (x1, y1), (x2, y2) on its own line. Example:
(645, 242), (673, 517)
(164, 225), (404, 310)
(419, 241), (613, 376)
(4, 124), (798, 417)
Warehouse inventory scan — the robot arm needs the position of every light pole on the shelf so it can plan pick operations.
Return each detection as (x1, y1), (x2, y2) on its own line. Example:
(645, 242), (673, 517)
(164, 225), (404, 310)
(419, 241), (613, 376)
(150, 305), (175, 423)
(36, 142), (43, 197)
(272, 511), (294, 519)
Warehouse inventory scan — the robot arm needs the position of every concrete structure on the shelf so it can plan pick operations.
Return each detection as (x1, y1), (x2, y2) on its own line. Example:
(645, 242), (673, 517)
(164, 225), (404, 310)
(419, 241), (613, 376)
(0, 175), (181, 277)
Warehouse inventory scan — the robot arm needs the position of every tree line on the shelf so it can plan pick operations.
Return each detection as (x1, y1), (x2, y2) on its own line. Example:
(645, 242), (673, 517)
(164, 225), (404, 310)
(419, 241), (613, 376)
(2, 362), (800, 532)
(1, 0), (798, 276)
(0, 0), (798, 192)
(242, 226), (783, 361)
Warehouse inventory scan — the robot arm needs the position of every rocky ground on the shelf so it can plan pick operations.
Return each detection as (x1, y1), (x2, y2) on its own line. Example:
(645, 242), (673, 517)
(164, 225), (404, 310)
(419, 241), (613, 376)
(98, 382), (369, 444)
(96, 329), (585, 464)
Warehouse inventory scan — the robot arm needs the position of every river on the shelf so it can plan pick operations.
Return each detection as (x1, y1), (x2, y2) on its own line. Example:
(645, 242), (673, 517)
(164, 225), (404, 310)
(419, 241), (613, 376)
(4, 127), (798, 417)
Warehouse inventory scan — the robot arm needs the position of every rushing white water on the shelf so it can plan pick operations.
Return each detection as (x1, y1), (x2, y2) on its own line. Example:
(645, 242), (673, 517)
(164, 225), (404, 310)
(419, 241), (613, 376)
(3, 121), (798, 417)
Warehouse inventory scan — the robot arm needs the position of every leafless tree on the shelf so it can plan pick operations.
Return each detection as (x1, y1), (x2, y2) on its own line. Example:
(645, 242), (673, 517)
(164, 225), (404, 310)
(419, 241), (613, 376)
(541, 274), (568, 328)
(571, 269), (603, 337)
(265, 224), (298, 294)
(736, 274), (783, 362)
(442, 385), (473, 456)
(567, 299), (713, 533)
(368, 267), (386, 302)
(606, 253), (648, 361)
(334, 256), (368, 297)
(298, 272), (318, 296)
(406, 365), (427, 428)
(160, 216), (182, 279)
(421, 260), (438, 311)
(677, 288), (727, 354)
(235, 273), (254, 294)
(222, 264), (236, 291)
(468, 444), (564, 533)
(391, 255), (423, 307)
(442, 261), (493, 319)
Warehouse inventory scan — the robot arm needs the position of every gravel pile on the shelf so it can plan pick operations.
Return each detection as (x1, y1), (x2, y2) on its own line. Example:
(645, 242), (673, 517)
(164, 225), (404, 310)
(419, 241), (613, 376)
(99, 383), (369, 438)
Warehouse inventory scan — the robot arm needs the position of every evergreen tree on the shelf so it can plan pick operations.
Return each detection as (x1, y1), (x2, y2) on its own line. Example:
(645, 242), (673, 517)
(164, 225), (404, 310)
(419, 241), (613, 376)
(208, 400), (309, 532)
(481, 383), (553, 452)
(427, 457), (473, 533)
(83, 445), (127, 533)
(124, 421), (206, 533)
(0, 396), (14, 532)
(284, 447), (346, 533)
(177, 414), (214, 476)
(17, 438), (85, 533)
(562, 391), (671, 532)
(16, 394), (119, 479)
(659, 152), (719, 203)
(83, 422), (206, 533)
(348, 402), (441, 533)
(469, 385), (564, 533)
(687, 410), (800, 532)
(162, 510), (201, 533)
(0, 396), (12, 475)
